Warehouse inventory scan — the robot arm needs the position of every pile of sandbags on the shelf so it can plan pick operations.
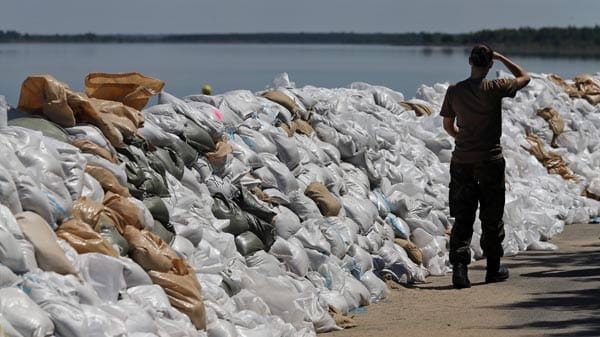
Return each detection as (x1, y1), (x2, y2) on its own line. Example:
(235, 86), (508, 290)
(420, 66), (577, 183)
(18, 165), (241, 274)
(0, 69), (599, 337)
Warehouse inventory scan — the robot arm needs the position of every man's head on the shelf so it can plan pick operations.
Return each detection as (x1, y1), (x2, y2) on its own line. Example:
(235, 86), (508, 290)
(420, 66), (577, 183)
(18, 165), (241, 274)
(469, 44), (493, 69)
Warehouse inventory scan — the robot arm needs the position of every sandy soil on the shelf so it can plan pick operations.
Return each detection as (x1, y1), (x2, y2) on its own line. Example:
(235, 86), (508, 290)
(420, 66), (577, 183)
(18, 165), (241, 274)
(321, 223), (600, 337)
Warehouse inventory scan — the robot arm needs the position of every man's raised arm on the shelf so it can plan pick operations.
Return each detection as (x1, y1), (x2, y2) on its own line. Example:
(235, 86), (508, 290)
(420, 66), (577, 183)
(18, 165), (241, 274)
(493, 51), (531, 89)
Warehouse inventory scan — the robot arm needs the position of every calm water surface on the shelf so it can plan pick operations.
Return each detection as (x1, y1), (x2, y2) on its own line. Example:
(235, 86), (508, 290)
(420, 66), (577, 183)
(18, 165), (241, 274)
(0, 43), (599, 105)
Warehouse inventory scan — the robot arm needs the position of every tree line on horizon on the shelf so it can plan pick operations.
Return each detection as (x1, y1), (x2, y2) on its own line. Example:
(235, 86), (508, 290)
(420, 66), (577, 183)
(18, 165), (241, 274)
(1, 26), (599, 57)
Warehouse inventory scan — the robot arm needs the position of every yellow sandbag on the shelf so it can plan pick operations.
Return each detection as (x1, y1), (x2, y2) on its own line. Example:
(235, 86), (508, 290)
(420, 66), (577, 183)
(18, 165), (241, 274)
(292, 119), (314, 136)
(206, 139), (233, 165)
(56, 219), (119, 257)
(536, 107), (565, 148)
(71, 196), (126, 234)
(399, 101), (433, 116)
(123, 226), (178, 272)
(15, 212), (77, 275)
(149, 259), (207, 330)
(85, 72), (165, 110)
(17, 75), (76, 126)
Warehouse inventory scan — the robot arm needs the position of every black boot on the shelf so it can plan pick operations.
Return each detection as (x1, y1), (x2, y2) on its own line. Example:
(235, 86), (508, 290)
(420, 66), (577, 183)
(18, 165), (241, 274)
(486, 257), (509, 283)
(452, 263), (471, 289)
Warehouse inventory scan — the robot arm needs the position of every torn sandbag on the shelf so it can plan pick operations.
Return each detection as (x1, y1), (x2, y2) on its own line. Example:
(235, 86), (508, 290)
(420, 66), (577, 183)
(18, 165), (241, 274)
(85, 72), (164, 110)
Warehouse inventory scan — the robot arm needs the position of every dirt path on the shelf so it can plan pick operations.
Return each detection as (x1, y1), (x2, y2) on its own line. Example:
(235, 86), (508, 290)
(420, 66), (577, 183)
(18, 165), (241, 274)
(322, 223), (600, 337)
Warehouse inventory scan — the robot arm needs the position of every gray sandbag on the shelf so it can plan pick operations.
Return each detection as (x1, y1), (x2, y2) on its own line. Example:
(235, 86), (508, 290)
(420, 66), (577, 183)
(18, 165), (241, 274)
(341, 195), (379, 233)
(246, 214), (276, 250)
(269, 237), (310, 277)
(0, 264), (20, 287)
(97, 221), (129, 256)
(183, 118), (216, 153)
(212, 194), (250, 236)
(151, 220), (175, 245)
(260, 153), (299, 194)
(205, 175), (239, 199)
(236, 187), (277, 223)
(8, 117), (70, 143)
(272, 206), (303, 239)
(235, 231), (265, 256)
(165, 137), (198, 168)
(142, 196), (170, 226)
(147, 147), (185, 181)
(142, 103), (187, 135)
(288, 190), (322, 221)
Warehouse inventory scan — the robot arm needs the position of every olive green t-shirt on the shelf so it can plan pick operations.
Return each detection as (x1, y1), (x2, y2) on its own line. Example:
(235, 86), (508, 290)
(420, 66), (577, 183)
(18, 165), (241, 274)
(440, 77), (519, 163)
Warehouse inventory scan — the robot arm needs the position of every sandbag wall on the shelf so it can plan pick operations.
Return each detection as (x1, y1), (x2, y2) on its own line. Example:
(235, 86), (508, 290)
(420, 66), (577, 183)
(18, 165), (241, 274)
(1, 70), (600, 337)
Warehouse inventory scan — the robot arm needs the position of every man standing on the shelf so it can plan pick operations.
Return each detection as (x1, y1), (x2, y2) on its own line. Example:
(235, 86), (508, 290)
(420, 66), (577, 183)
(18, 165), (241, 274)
(440, 44), (530, 289)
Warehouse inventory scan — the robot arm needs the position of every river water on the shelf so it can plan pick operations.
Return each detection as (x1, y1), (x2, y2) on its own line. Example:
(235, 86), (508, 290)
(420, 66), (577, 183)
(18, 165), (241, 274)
(0, 43), (598, 105)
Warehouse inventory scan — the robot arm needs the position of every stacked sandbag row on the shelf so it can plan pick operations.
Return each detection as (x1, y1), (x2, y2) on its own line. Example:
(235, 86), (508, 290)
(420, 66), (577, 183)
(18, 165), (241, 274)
(1, 69), (600, 337)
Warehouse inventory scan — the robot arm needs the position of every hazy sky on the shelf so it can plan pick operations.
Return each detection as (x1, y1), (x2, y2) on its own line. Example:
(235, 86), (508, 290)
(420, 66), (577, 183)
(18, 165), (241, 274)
(2, 0), (600, 34)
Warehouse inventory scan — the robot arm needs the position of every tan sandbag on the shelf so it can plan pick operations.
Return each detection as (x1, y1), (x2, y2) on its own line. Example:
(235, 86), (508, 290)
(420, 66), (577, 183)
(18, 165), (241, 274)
(123, 226), (178, 272)
(71, 196), (125, 233)
(292, 119), (314, 135)
(17, 75), (77, 126)
(304, 182), (341, 217)
(279, 122), (296, 137)
(523, 133), (578, 182)
(15, 211), (77, 275)
(85, 72), (165, 110)
(206, 139), (233, 164)
(149, 259), (207, 330)
(56, 219), (118, 257)
(536, 107), (565, 148)
(394, 238), (423, 265)
(262, 91), (298, 116)
(574, 74), (600, 105)
(72, 139), (117, 163)
(85, 165), (131, 197)
(547, 74), (580, 97)
(328, 305), (357, 329)
(103, 191), (143, 230)
(399, 101), (433, 116)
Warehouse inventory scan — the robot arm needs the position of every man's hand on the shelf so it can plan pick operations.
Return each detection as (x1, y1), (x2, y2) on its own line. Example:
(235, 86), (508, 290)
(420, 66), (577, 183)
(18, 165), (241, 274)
(443, 117), (459, 139)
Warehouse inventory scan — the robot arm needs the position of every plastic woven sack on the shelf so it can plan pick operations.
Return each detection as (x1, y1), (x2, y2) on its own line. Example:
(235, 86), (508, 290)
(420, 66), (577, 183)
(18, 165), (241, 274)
(56, 218), (119, 257)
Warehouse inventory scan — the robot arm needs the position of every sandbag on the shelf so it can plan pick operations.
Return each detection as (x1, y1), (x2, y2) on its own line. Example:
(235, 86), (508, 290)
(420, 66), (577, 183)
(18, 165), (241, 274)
(8, 117), (70, 143)
(56, 218), (119, 257)
(104, 191), (145, 230)
(211, 194), (250, 236)
(0, 166), (22, 214)
(272, 206), (303, 239)
(79, 253), (126, 302)
(305, 182), (341, 217)
(151, 220), (175, 246)
(72, 139), (118, 163)
(142, 196), (170, 227)
(0, 287), (55, 337)
(86, 165), (131, 197)
(262, 90), (299, 116)
(246, 214), (276, 250)
(16, 211), (77, 275)
(0, 217), (28, 273)
(236, 187), (277, 223)
(183, 119), (216, 153)
(123, 226), (179, 272)
(235, 231), (265, 256)
(85, 72), (164, 110)
(288, 190), (322, 221)
(97, 221), (130, 256)
(269, 237), (310, 277)
(394, 238), (423, 265)
(17, 75), (76, 126)
(148, 259), (207, 330)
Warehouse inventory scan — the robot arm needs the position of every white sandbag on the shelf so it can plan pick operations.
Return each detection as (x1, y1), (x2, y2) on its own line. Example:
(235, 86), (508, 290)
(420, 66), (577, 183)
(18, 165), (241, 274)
(43, 137), (87, 201)
(0, 166), (22, 214)
(66, 125), (117, 157)
(127, 285), (172, 313)
(341, 196), (378, 233)
(260, 153), (299, 194)
(82, 153), (127, 186)
(143, 103), (187, 135)
(238, 126), (277, 154)
(78, 253), (126, 302)
(288, 191), (322, 221)
(272, 206), (303, 239)
(0, 314), (24, 337)
(170, 235), (196, 259)
(0, 208), (27, 273)
(24, 275), (89, 337)
(269, 131), (300, 170)
(293, 225), (331, 254)
(0, 265), (20, 288)
(245, 250), (285, 277)
(81, 304), (128, 337)
(269, 237), (310, 277)
(80, 173), (105, 202)
(119, 256), (153, 288)
(127, 197), (155, 230)
(0, 287), (55, 337)
(359, 270), (389, 302)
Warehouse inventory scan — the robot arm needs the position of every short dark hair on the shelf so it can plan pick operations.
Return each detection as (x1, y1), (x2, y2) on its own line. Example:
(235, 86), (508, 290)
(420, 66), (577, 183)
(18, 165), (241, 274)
(469, 44), (493, 67)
